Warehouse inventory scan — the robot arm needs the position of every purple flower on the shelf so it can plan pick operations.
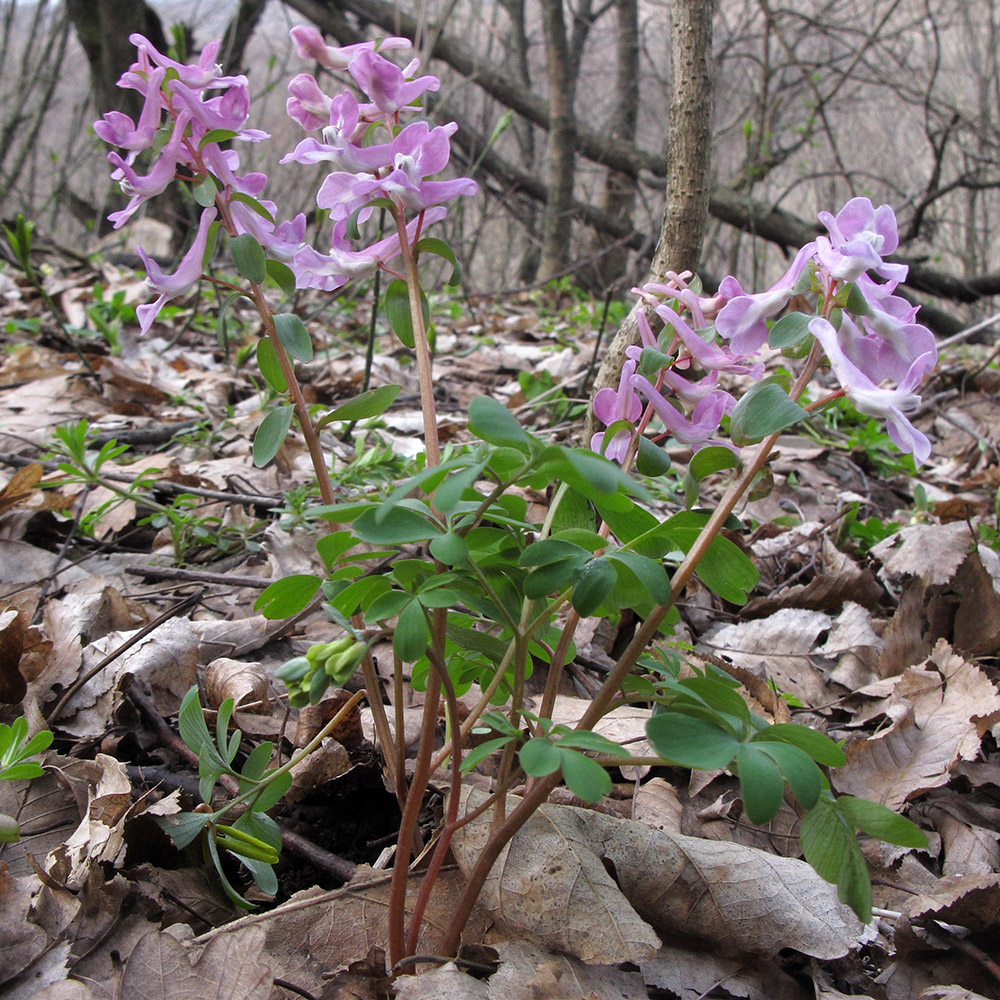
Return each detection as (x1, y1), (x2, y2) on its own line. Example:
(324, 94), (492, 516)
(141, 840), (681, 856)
(347, 48), (439, 113)
(809, 317), (933, 465)
(107, 111), (193, 228)
(290, 208), (447, 291)
(135, 208), (216, 334)
(286, 74), (334, 131)
(630, 374), (731, 450)
(282, 91), (392, 174)
(128, 34), (240, 89)
(716, 241), (816, 354)
(288, 26), (410, 70)
(855, 275), (937, 381)
(94, 67), (166, 153)
(590, 358), (642, 463)
(655, 304), (764, 377)
(816, 197), (907, 283)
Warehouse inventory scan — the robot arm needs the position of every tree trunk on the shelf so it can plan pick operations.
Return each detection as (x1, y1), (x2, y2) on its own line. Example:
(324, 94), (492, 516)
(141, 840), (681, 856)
(537, 0), (578, 282)
(65, 0), (168, 123)
(587, 0), (715, 436)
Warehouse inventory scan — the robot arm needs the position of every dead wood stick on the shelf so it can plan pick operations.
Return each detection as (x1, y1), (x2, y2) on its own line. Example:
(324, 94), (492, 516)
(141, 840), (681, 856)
(125, 565), (275, 588)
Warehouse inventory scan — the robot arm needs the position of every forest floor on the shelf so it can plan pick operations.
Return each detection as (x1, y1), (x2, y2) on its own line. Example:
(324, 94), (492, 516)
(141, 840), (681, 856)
(3, 243), (1000, 1000)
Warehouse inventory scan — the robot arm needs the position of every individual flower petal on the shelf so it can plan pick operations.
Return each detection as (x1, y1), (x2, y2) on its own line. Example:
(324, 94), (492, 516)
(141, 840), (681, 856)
(285, 73), (334, 131)
(135, 208), (216, 334)
(656, 304), (764, 376)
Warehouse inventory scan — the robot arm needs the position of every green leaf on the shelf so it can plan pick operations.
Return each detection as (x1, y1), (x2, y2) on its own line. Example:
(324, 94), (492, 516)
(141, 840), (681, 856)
(844, 282), (869, 316)
(192, 174), (218, 207)
(158, 811), (210, 850)
(467, 396), (533, 452)
(256, 338), (287, 393)
(415, 236), (462, 286)
(520, 737), (562, 776)
(315, 530), (358, 571)
(570, 557), (617, 617)
(523, 558), (583, 600)
(801, 800), (872, 921)
(559, 747), (611, 803)
(684, 445), (739, 507)
(265, 258), (297, 299)
(0, 813), (21, 842)
(429, 531), (469, 565)
(273, 313), (313, 362)
(252, 405), (294, 466)
(637, 345), (675, 377)
(229, 192), (275, 224)
(635, 435), (672, 476)
(254, 574), (321, 618)
(239, 743), (273, 786)
(353, 505), (441, 545)
(177, 686), (212, 756)
(730, 380), (807, 446)
(661, 514), (758, 605)
(768, 312), (812, 349)
(557, 729), (629, 756)
(646, 713), (739, 769)
(836, 797), (928, 848)
(384, 278), (429, 349)
(252, 771), (292, 811)
(753, 723), (845, 767)
(366, 589), (414, 621)
(737, 744), (785, 824)
(520, 538), (591, 568)
(460, 736), (515, 773)
(0, 762), (44, 781)
(394, 598), (429, 662)
(605, 549), (671, 604)
(230, 233), (267, 284)
(317, 384), (401, 427)
(199, 127), (240, 149)
(755, 741), (822, 810)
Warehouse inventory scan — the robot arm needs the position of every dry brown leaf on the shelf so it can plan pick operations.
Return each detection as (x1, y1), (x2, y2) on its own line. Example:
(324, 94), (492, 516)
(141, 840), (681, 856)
(453, 788), (661, 964)
(204, 657), (270, 712)
(394, 963), (489, 999)
(936, 811), (1000, 877)
(23, 983), (105, 1000)
(0, 868), (49, 987)
(903, 873), (1000, 930)
(256, 868), (489, 972)
(640, 945), (808, 1000)
(453, 788), (862, 962)
(747, 537), (884, 615)
(921, 988), (994, 1000)
(120, 926), (272, 1000)
(632, 777), (684, 834)
(486, 939), (649, 1000)
(870, 521), (971, 585)
(834, 641), (1000, 810)
(952, 547), (1000, 656)
(287, 739), (351, 802)
(697, 608), (830, 706)
(0, 606), (27, 702)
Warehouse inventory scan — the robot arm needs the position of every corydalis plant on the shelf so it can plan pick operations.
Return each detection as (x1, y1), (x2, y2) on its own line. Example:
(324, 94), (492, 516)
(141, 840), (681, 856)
(593, 198), (937, 469)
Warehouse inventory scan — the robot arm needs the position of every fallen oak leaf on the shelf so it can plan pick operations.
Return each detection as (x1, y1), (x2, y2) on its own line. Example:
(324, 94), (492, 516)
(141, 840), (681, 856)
(452, 788), (863, 963)
(120, 925), (272, 1000)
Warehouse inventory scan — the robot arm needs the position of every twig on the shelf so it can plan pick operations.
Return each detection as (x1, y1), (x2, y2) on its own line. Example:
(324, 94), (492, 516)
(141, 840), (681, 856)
(125, 565), (275, 588)
(0, 451), (280, 510)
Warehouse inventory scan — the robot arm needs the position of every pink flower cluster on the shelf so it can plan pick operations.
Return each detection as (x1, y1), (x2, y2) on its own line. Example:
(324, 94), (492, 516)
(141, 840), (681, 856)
(593, 198), (936, 466)
(96, 29), (477, 328)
